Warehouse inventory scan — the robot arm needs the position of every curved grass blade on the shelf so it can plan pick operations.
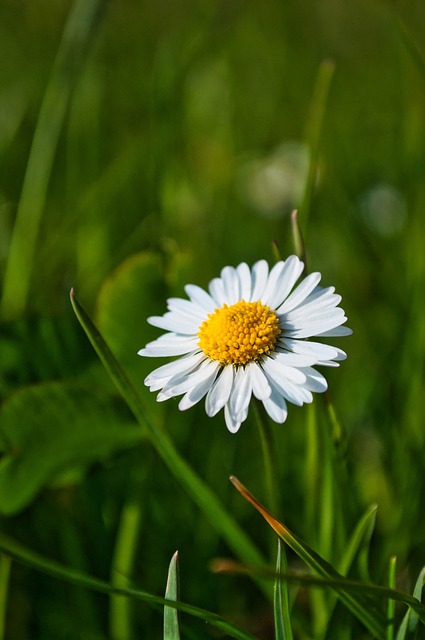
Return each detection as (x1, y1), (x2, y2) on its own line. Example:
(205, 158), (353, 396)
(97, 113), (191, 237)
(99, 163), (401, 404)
(212, 560), (425, 626)
(396, 567), (425, 640)
(322, 504), (378, 632)
(164, 552), (180, 640)
(274, 539), (293, 640)
(69, 291), (267, 590)
(339, 504), (378, 579)
(230, 476), (387, 640)
(0, 534), (257, 640)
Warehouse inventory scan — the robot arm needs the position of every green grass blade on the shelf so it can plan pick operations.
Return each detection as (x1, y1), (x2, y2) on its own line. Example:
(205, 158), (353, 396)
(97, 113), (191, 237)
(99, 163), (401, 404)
(0, 534), (257, 640)
(164, 552), (181, 640)
(387, 557), (397, 640)
(338, 505), (378, 578)
(298, 59), (335, 229)
(396, 566), (425, 640)
(274, 539), (293, 640)
(69, 291), (267, 589)
(230, 476), (387, 639)
(0, 553), (11, 640)
(0, 0), (107, 319)
(109, 485), (146, 640)
(214, 561), (425, 629)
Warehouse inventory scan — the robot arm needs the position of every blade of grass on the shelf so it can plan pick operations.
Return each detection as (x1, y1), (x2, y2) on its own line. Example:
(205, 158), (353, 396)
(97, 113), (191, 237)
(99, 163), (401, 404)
(109, 487), (146, 640)
(0, 553), (11, 640)
(164, 552), (180, 640)
(298, 59), (335, 229)
(69, 290), (268, 593)
(0, 534), (257, 640)
(230, 476), (387, 639)
(387, 557), (397, 640)
(396, 566), (425, 639)
(212, 559), (425, 625)
(0, 0), (107, 319)
(274, 539), (293, 640)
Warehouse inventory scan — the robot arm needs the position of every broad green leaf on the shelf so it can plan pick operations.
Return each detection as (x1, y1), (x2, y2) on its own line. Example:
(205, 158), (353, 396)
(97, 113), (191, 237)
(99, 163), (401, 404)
(274, 539), (293, 640)
(230, 476), (387, 640)
(164, 551), (181, 640)
(0, 534), (257, 640)
(95, 251), (167, 383)
(0, 382), (142, 515)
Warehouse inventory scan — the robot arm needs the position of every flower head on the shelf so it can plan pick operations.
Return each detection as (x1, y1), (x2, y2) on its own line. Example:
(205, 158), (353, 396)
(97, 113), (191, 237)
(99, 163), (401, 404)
(138, 257), (351, 433)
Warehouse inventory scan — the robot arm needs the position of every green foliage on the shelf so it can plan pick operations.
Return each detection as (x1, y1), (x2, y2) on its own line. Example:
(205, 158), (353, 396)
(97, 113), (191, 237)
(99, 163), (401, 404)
(0, 383), (141, 515)
(1, 0), (425, 637)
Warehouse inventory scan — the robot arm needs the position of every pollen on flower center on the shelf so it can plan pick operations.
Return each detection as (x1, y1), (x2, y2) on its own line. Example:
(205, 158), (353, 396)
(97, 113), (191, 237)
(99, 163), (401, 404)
(198, 300), (281, 365)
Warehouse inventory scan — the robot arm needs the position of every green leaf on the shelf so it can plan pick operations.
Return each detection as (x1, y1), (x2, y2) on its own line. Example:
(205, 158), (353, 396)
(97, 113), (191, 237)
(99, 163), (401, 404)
(230, 476), (387, 640)
(95, 251), (167, 383)
(0, 534), (257, 640)
(164, 551), (181, 640)
(0, 382), (142, 514)
(274, 539), (293, 640)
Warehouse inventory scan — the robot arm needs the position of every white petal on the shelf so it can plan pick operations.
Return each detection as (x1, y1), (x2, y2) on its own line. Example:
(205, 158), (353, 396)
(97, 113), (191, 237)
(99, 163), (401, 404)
(144, 351), (205, 385)
(282, 338), (340, 362)
(263, 256), (304, 309)
(283, 314), (348, 339)
(208, 277), (226, 306)
(316, 325), (353, 337)
(284, 305), (345, 326)
(147, 313), (199, 335)
(262, 359), (312, 406)
(221, 266), (240, 304)
(299, 367), (328, 393)
(236, 262), (252, 301)
(163, 359), (219, 397)
(260, 261), (285, 306)
(178, 362), (221, 410)
(167, 297), (206, 320)
(229, 366), (253, 417)
(263, 356), (307, 384)
(262, 385), (288, 423)
(138, 336), (199, 357)
(273, 350), (317, 368)
(224, 403), (242, 433)
(250, 260), (269, 301)
(277, 272), (321, 314)
(248, 362), (271, 400)
(184, 284), (216, 313)
(205, 365), (234, 417)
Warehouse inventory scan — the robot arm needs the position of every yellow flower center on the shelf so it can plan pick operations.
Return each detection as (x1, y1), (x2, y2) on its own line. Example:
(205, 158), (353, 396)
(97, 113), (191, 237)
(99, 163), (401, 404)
(198, 300), (281, 365)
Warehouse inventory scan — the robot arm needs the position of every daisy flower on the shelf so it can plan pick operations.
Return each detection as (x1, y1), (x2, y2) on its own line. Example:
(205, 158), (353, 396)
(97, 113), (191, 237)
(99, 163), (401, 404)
(138, 257), (351, 433)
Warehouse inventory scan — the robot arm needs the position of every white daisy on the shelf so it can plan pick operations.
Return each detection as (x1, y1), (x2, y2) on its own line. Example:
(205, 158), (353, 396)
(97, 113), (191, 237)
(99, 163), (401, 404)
(138, 257), (351, 433)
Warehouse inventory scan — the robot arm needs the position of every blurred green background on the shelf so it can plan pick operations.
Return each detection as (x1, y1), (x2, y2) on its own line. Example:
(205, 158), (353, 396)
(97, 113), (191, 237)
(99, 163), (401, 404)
(1, 0), (425, 638)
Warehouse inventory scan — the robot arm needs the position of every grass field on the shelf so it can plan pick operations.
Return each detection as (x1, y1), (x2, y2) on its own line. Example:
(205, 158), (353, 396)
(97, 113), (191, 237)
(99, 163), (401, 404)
(1, 1), (425, 638)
